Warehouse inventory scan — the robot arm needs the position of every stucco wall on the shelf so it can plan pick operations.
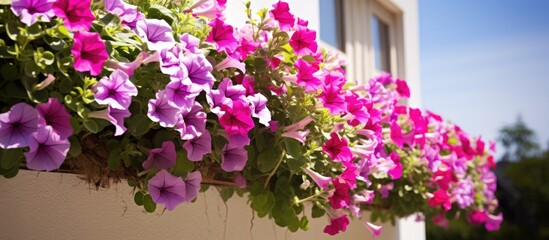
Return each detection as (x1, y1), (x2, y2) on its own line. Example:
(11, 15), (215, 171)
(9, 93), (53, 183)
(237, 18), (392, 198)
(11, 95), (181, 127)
(0, 171), (399, 240)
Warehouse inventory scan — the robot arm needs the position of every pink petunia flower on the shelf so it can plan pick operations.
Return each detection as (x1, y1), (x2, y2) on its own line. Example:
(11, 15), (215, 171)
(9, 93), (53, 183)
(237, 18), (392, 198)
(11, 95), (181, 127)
(302, 167), (331, 190)
(94, 69), (138, 110)
(87, 106), (131, 136)
(0, 102), (43, 149)
(191, 0), (226, 19)
(390, 122), (404, 148)
(485, 213), (503, 231)
(53, 0), (95, 31)
(294, 59), (321, 92)
(428, 189), (452, 211)
(11, 0), (55, 26)
(328, 178), (351, 209)
(395, 78), (410, 98)
(206, 18), (238, 53)
(71, 31), (109, 76)
(269, 1), (295, 31)
(323, 214), (349, 236)
(289, 26), (318, 56)
(24, 126), (70, 171)
(362, 221), (382, 238)
(148, 170), (186, 211)
(142, 141), (176, 170)
(36, 98), (73, 139)
(322, 132), (353, 163)
(219, 100), (254, 137)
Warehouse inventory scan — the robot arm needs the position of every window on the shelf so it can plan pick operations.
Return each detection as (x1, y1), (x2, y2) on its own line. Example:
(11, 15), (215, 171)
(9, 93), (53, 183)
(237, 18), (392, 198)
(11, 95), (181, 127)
(371, 15), (391, 73)
(319, 0), (345, 52)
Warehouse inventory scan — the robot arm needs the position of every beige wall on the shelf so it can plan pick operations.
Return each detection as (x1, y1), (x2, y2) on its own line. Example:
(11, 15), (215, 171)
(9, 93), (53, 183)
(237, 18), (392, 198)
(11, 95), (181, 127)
(0, 170), (399, 240)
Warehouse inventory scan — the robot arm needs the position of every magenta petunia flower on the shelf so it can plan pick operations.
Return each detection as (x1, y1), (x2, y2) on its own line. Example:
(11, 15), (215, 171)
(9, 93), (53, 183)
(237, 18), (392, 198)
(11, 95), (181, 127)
(303, 167), (331, 190)
(323, 214), (350, 236)
(362, 221), (382, 238)
(219, 100), (254, 137)
(183, 131), (211, 161)
(148, 170), (187, 211)
(290, 26), (318, 56)
(147, 90), (181, 128)
(36, 98), (73, 139)
(181, 53), (215, 93)
(319, 84), (346, 115)
(390, 122), (404, 148)
(183, 170), (202, 202)
(71, 31), (109, 76)
(468, 211), (488, 225)
(220, 143), (247, 172)
(87, 106), (131, 136)
(428, 189), (452, 211)
(165, 79), (201, 109)
(395, 78), (410, 98)
(281, 129), (309, 145)
(24, 126), (70, 171)
(94, 70), (137, 110)
(0, 102), (43, 149)
(53, 0), (95, 31)
(322, 132), (353, 163)
(269, 1), (295, 31)
(104, 0), (138, 24)
(247, 93), (271, 127)
(295, 59), (321, 92)
(215, 55), (246, 74)
(135, 18), (175, 51)
(142, 141), (176, 170)
(485, 213), (503, 231)
(11, 0), (55, 26)
(176, 102), (206, 141)
(387, 152), (403, 180)
(206, 18), (238, 53)
(328, 178), (351, 209)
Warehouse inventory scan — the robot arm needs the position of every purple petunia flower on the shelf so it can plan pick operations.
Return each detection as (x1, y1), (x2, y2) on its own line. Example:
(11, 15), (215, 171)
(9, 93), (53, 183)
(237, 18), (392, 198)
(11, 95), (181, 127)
(206, 18), (238, 53)
(220, 143), (247, 172)
(183, 171), (202, 202)
(11, 0), (55, 26)
(104, 0), (138, 24)
(36, 98), (73, 139)
(135, 18), (175, 51)
(53, 0), (95, 31)
(159, 47), (185, 76)
(147, 90), (181, 128)
(148, 170), (186, 211)
(183, 131), (211, 161)
(175, 102), (206, 141)
(142, 141), (176, 170)
(180, 33), (202, 54)
(165, 79), (201, 109)
(71, 31), (109, 76)
(0, 102), (43, 149)
(247, 93), (271, 127)
(94, 69), (138, 110)
(24, 126), (70, 171)
(181, 53), (215, 93)
(87, 106), (131, 136)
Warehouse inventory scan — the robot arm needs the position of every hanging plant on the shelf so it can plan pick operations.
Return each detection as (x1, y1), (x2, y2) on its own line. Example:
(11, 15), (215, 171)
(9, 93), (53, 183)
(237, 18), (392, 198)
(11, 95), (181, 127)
(0, 0), (502, 236)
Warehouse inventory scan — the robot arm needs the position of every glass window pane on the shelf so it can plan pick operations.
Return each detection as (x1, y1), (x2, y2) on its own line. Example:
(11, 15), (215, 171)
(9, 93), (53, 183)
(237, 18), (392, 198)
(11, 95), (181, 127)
(372, 15), (391, 72)
(319, 0), (345, 51)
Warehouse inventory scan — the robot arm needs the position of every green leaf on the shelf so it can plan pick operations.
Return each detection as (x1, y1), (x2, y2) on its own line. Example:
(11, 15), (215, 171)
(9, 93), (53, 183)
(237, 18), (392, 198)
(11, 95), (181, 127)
(253, 57), (268, 72)
(285, 138), (307, 172)
(108, 148), (122, 170)
(0, 148), (24, 169)
(299, 216), (309, 231)
(1, 166), (19, 179)
(127, 114), (151, 137)
(311, 203), (325, 218)
(5, 21), (19, 41)
(152, 130), (175, 147)
(257, 147), (280, 173)
(82, 119), (100, 133)
(134, 191), (145, 206)
(220, 187), (234, 202)
(172, 150), (194, 177)
(147, 5), (177, 25)
(43, 35), (67, 50)
(250, 192), (275, 217)
(67, 136), (82, 158)
(143, 194), (157, 213)
(24, 61), (41, 78)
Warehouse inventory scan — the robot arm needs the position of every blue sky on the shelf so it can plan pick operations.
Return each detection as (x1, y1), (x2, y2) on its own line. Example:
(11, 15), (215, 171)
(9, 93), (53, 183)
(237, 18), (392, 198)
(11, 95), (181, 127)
(419, 0), (549, 157)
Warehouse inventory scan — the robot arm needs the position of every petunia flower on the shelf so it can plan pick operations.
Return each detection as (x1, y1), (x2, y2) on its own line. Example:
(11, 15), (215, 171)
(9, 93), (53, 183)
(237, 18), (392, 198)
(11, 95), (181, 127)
(147, 90), (181, 128)
(294, 59), (321, 92)
(175, 102), (207, 140)
(183, 170), (202, 202)
(485, 213), (503, 231)
(135, 18), (175, 51)
(281, 129), (309, 145)
(428, 189), (452, 211)
(390, 122), (404, 148)
(387, 152), (402, 180)
(34, 74), (56, 91)
(432, 212), (449, 229)
(468, 211), (488, 225)
(180, 33), (202, 54)
(0, 102), (43, 149)
(104, 0), (138, 23)
(36, 98), (73, 139)
(181, 53), (216, 93)
(328, 178), (351, 209)
(183, 131), (211, 161)
(87, 106), (131, 136)
(319, 83), (346, 115)
(142, 141), (176, 170)
(323, 214), (349, 236)
(302, 167), (331, 190)
(159, 47), (185, 76)
(247, 93), (271, 127)
(220, 143), (247, 172)
(94, 70), (137, 110)
(362, 220), (382, 238)
(71, 31), (109, 76)
(24, 126), (70, 171)
(269, 1), (295, 31)
(215, 55), (246, 73)
(11, 0), (55, 26)
(165, 79), (201, 109)
(191, 0), (226, 19)
(283, 116), (313, 132)
(206, 18), (238, 53)
(219, 100), (254, 137)
(289, 26), (318, 56)
(148, 170), (187, 211)
(395, 78), (410, 98)
(322, 132), (353, 163)
(53, 0), (95, 31)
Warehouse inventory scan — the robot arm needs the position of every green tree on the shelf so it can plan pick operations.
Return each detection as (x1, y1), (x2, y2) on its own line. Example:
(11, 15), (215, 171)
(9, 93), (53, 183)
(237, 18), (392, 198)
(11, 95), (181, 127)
(498, 116), (540, 161)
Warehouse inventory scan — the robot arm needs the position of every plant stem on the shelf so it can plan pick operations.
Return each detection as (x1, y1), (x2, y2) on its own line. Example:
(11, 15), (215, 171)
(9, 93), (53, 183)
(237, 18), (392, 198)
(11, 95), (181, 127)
(264, 150), (285, 188)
